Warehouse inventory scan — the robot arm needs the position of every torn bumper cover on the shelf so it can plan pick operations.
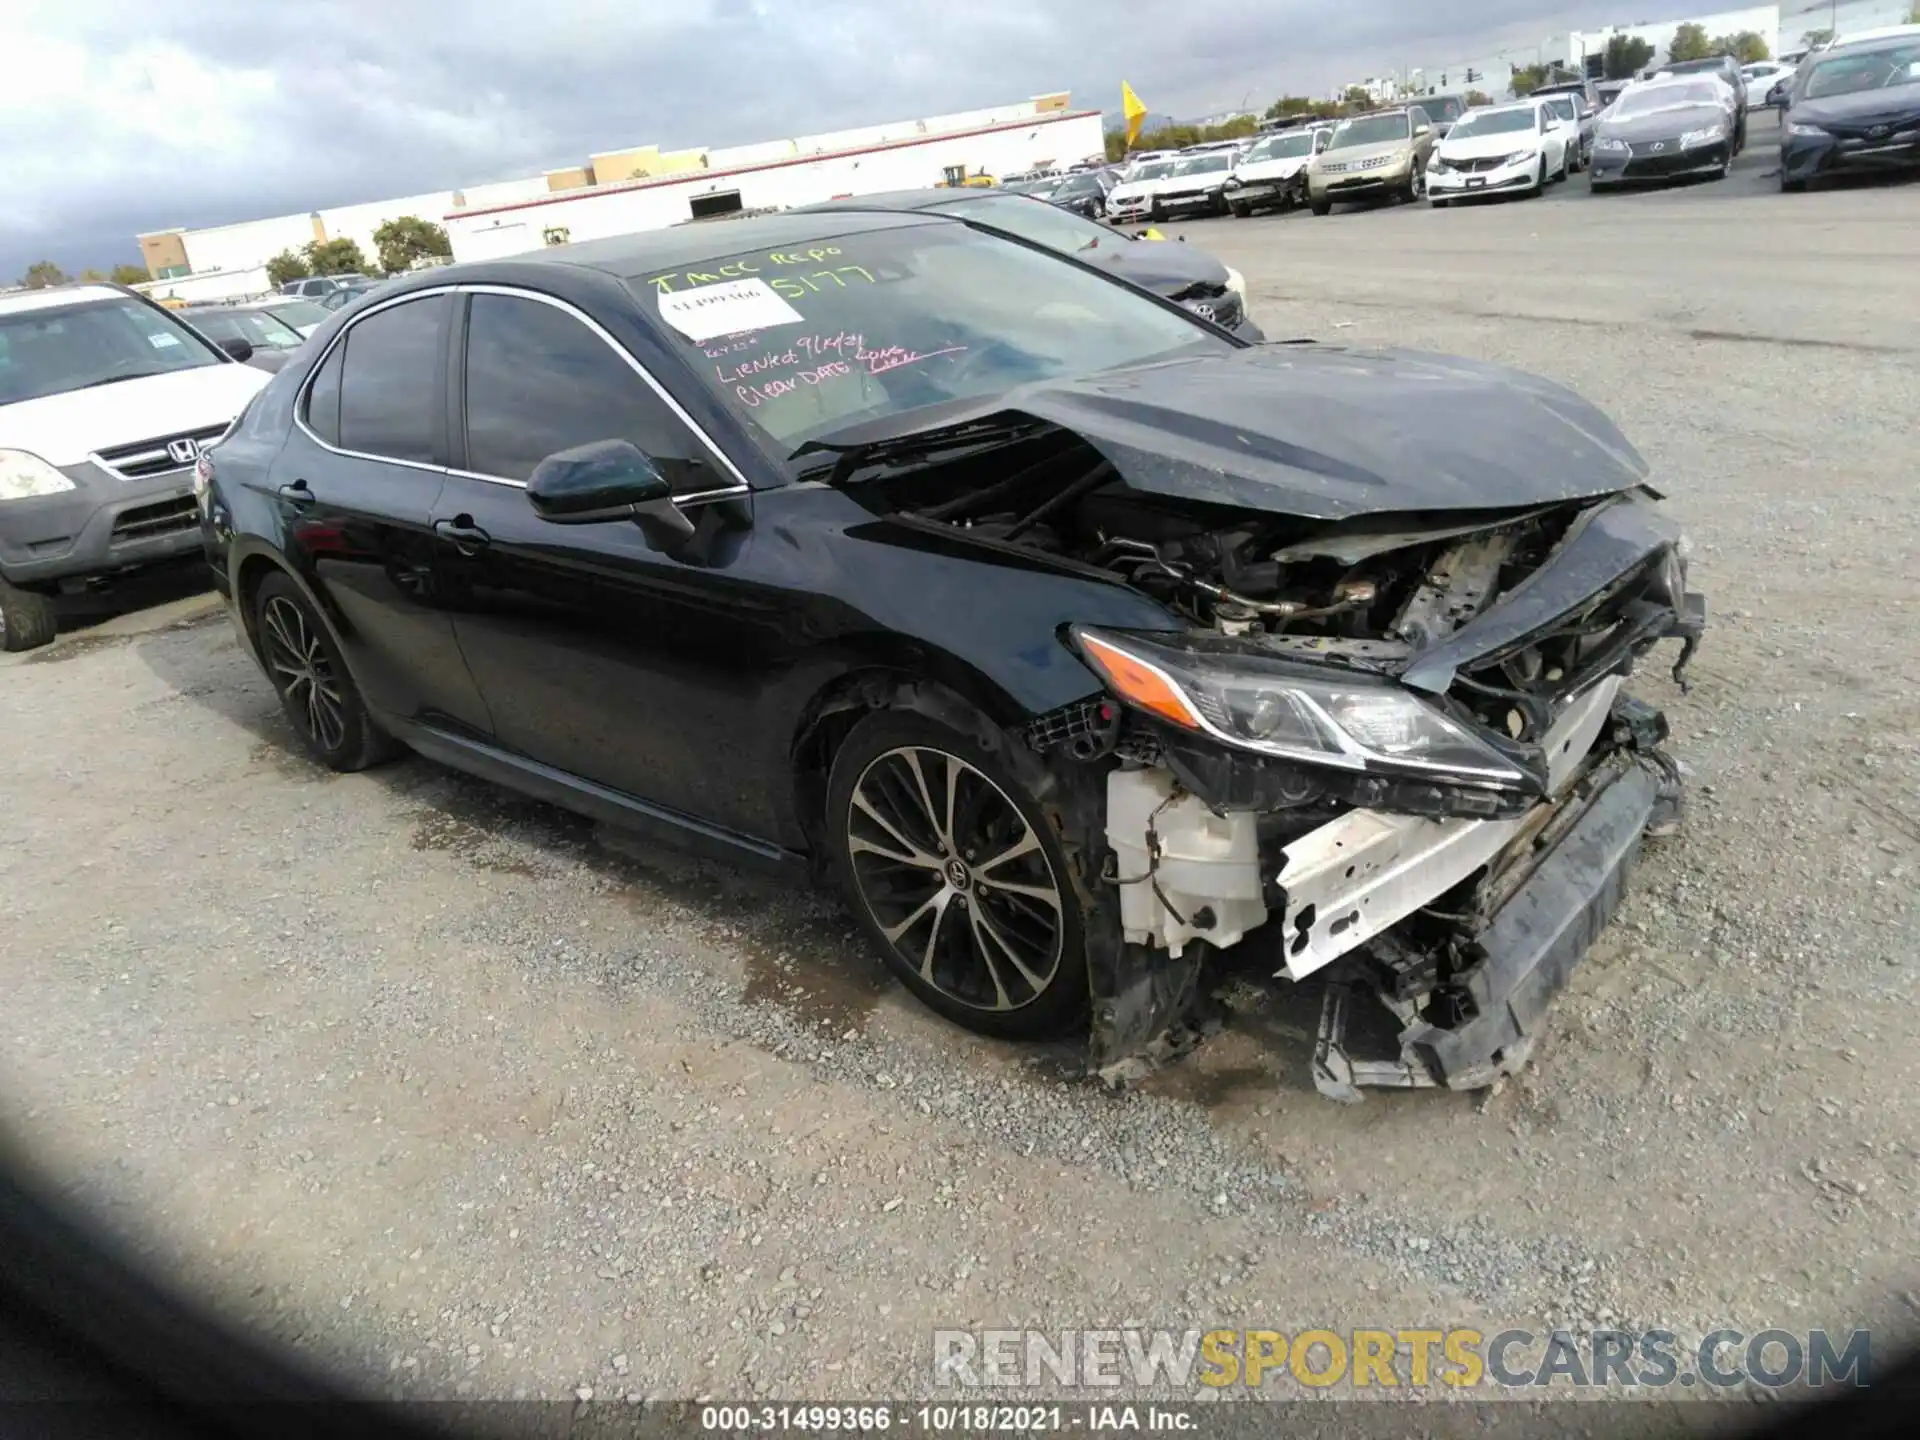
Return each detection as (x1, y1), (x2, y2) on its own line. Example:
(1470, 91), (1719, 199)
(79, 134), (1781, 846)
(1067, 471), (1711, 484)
(1311, 745), (1672, 1101)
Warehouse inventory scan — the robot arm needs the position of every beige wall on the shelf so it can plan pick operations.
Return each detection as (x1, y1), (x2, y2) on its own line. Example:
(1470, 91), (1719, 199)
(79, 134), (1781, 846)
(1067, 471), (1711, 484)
(136, 232), (188, 278)
(545, 166), (593, 192)
(588, 146), (662, 183)
(1032, 92), (1071, 112)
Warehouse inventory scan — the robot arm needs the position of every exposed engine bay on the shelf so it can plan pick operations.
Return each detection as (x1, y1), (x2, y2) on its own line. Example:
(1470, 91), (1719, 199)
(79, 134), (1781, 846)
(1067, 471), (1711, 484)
(834, 420), (1708, 1100)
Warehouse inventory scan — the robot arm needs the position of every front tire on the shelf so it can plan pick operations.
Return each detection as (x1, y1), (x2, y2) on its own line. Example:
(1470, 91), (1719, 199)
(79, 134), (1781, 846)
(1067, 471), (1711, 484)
(252, 571), (401, 771)
(1229, 201), (1251, 218)
(825, 711), (1087, 1041)
(0, 577), (57, 652)
(1530, 156), (1548, 197)
(1310, 196), (1332, 216)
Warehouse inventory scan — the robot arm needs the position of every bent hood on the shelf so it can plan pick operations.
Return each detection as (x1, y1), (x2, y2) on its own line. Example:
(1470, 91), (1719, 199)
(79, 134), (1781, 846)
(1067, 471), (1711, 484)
(1082, 236), (1230, 298)
(805, 345), (1650, 520)
(1598, 102), (1729, 140)
(1793, 79), (1920, 127)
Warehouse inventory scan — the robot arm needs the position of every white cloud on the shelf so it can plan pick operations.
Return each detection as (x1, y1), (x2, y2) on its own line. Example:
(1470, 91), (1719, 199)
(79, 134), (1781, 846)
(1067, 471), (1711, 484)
(1, 0), (1705, 276)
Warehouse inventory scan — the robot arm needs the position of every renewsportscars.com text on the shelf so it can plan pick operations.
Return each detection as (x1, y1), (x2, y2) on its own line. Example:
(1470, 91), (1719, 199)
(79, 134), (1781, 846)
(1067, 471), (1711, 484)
(932, 1327), (1872, 1392)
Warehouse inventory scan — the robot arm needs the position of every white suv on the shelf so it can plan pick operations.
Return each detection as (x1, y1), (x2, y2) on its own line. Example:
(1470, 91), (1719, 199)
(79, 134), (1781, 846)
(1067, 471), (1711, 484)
(0, 285), (269, 650)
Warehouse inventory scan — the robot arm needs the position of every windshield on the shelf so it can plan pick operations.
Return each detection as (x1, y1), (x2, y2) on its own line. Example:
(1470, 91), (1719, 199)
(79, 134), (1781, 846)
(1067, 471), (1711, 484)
(185, 308), (305, 351)
(1805, 43), (1920, 98)
(1447, 108), (1537, 138)
(638, 224), (1228, 452)
(933, 194), (1115, 254)
(1328, 113), (1410, 148)
(263, 299), (330, 329)
(1545, 96), (1576, 118)
(1246, 132), (1316, 160)
(1126, 160), (1175, 182)
(0, 296), (224, 405)
(1426, 97), (1465, 121)
(1172, 153), (1233, 176)
(1611, 81), (1724, 117)
(1051, 174), (1102, 197)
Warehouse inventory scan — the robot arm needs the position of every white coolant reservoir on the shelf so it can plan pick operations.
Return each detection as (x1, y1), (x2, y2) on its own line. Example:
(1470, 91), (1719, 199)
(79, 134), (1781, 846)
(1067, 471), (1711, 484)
(1105, 768), (1269, 957)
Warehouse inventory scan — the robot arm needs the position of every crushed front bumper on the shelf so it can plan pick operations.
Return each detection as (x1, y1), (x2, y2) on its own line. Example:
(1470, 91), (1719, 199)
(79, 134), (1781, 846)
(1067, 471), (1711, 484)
(1311, 748), (1671, 1100)
(0, 461), (202, 587)
(1086, 681), (1686, 1098)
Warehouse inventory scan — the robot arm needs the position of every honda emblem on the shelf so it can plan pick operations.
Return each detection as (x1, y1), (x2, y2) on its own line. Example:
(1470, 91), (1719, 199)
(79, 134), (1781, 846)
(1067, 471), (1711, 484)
(1649, 141), (1666, 152)
(166, 438), (200, 465)
(1191, 303), (1216, 321)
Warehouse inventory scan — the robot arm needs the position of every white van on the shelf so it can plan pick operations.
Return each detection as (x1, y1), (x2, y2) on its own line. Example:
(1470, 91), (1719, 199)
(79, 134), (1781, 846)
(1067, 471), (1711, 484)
(0, 284), (271, 650)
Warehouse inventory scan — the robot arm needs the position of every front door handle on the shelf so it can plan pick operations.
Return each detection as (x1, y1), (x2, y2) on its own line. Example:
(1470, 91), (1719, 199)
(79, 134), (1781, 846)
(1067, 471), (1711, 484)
(276, 480), (314, 508)
(433, 516), (492, 555)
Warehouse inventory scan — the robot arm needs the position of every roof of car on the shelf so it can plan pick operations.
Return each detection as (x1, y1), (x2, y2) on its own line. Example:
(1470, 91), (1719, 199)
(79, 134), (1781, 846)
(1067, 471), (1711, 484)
(452, 209), (946, 281)
(796, 190), (1013, 216)
(0, 283), (128, 315)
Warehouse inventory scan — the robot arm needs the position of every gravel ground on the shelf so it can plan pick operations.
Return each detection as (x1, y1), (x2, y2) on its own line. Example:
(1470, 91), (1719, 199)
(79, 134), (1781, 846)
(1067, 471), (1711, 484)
(3, 121), (1916, 1418)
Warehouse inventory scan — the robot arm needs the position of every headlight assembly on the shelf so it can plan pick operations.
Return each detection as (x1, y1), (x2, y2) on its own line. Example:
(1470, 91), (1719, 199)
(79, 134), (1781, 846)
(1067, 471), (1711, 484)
(1505, 149), (1539, 166)
(0, 449), (77, 502)
(1787, 121), (1829, 138)
(1679, 127), (1726, 148)
(1071, 627), (1527, 787)
(1594, 136), (1630, 153)
(1223, 267), (1246, 298)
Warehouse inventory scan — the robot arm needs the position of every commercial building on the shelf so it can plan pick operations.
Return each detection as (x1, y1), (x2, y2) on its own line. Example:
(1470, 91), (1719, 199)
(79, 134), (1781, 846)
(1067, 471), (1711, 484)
(131, 94), (1099, 300)
(444, 97), (1103, 263)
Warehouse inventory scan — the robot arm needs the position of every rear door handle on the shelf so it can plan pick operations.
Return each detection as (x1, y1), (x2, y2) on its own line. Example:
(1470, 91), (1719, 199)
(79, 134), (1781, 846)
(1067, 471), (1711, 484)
(276, 480), (314, 508)
(433, 517), (491, 555)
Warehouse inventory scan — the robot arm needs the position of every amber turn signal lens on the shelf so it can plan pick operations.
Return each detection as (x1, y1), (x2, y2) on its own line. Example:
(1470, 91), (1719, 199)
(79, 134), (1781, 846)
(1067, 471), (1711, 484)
(1077, 633), (1203, 730)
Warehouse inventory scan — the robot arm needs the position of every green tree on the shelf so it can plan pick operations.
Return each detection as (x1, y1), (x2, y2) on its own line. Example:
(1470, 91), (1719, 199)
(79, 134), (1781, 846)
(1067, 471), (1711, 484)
(1800, 29), (1833, 49)
(1508, 63), (1549, 97)
(20, 261), (69, 289)
(1464, 89), (1494, 107)
(1710, 31), (1770, 63)
(1668, 22), (1713, 62)
(1343, 85), (1374, 107)
(301, 238), (369, 276)
(1264, 95), (1317, 120)
(371, 216), (451, 276)
(109, 263), (149, 286)
(1604, 34), (1656, 79)
(265, 250), (310, 288)
(78, 267), (107, 282)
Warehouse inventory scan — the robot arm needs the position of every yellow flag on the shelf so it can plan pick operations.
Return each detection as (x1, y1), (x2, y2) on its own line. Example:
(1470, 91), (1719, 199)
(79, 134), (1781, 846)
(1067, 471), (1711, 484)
(1122, 81), (1149, 147)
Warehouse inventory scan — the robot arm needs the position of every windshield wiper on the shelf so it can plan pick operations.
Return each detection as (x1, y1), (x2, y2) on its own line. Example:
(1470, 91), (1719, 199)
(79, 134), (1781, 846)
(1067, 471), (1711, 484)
(75, 369), (172, 389)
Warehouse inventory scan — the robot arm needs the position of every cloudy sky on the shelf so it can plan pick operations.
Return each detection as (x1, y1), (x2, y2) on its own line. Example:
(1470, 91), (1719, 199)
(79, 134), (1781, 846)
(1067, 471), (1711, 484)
(2, 0), (1715, 278)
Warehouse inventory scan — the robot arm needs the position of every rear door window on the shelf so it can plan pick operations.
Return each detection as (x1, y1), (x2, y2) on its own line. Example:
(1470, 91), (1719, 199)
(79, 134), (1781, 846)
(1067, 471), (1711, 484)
(335, 294), (446, 464)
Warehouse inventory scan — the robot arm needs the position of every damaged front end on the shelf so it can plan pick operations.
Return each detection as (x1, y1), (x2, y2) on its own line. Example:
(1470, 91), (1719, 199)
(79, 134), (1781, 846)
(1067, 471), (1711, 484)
(811, 361), (1707, 1097)
(1046, 492), (1703, 1098)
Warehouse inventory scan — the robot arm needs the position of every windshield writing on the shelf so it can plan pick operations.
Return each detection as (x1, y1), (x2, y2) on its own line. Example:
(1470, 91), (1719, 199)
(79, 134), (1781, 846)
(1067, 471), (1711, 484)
(640, 226), (1228, 451)
(1247, 133), (1314, 160)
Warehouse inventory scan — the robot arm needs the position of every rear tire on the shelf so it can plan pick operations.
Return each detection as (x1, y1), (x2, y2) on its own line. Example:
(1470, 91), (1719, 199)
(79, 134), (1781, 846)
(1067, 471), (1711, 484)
(824, 710), (1088, 1041)
(0, 577), (57, 652)
(252, 571), (402, 772)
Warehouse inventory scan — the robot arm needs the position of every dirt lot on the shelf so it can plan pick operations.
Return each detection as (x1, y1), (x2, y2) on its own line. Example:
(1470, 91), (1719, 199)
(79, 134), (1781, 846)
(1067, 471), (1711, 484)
(4, 130), (1917, 1413)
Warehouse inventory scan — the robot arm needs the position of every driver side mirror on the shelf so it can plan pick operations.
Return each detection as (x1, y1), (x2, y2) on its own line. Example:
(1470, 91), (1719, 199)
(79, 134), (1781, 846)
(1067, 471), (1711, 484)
(527, 439), (696, 542)
(217, 336), (254, 363)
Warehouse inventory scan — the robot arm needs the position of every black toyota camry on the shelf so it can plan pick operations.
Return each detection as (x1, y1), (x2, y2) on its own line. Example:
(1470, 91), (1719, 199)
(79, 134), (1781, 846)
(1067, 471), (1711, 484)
(1780, 36), (1920, 191)
(1589, 76), (1738, 187)
(197, 211), (1705, 1099)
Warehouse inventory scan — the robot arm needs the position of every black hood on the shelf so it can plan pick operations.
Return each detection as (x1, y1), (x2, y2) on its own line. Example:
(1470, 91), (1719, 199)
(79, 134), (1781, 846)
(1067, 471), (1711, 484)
(1597, 102), (1728, 140)
(1792, 80), (1920, 127)
(1081, 235), (1229, 299)
(803, 344), (1650, 520)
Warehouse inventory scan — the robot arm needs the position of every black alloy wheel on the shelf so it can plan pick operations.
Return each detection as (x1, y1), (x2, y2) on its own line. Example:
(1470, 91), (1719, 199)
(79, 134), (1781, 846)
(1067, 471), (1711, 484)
(826, 713), (1086, 1040)
(252, 572), (400, 771)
